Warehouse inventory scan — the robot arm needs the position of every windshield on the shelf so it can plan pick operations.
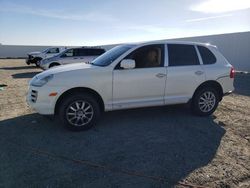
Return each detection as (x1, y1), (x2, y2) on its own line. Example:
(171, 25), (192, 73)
(92, 45), (134, 66)
(42, 48), (49, 53)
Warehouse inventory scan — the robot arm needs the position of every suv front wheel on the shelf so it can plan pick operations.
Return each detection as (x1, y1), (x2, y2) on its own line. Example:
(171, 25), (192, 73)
(58, 93), (100, 131)
(192, 87), (219, 116)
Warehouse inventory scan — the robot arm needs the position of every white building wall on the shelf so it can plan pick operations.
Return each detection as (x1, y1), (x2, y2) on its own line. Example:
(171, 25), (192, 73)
(0, 45), (51, 58)
(0, 31), (249, 71)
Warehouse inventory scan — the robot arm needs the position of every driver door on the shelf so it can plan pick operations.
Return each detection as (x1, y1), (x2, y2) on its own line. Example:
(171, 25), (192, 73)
(112, 44), (167, 110)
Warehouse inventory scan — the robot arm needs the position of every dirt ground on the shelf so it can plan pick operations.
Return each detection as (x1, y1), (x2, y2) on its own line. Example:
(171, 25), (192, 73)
(0, 59), (249, 188)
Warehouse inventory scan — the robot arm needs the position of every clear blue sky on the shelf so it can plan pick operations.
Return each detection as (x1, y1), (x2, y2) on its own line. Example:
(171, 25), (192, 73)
(0, 0), (249, 45)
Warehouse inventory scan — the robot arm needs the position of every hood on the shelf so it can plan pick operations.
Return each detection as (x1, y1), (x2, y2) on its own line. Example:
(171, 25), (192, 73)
(28, 51), (41, 55)
(36, 63), (95, 79)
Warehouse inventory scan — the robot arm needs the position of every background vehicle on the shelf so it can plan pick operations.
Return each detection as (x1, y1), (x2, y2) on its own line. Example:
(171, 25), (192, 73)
(39, 47), (106, 70)
(27, 41), (235, 131)
(26, 47), (67, 66)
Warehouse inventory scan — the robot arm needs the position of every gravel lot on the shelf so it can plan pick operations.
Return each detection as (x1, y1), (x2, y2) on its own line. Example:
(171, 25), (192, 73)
(0, 59), (249, 188)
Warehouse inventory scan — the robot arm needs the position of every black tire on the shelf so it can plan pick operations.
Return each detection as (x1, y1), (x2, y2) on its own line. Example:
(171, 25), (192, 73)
(34, 58), (42, 67)
(58, 93), (100, 131)
(192, 87), (219, 116)
(49, 63), (60, 68)
(35, 61), (40, 67)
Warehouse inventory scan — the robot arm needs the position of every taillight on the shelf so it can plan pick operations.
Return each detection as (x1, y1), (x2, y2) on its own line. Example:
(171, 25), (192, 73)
(230, 67), (235, 78)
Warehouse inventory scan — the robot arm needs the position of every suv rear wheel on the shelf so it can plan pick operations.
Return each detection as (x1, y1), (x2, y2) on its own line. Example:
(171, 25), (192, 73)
(58, 93), (100, 131)
(192, 87), (219, 116)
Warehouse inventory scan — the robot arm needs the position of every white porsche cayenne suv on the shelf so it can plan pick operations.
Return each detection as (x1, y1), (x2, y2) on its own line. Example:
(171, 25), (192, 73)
(27, 41), (235, 131)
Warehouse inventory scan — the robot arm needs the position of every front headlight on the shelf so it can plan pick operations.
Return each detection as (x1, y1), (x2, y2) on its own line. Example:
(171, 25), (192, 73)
(30, 74), (54, 87)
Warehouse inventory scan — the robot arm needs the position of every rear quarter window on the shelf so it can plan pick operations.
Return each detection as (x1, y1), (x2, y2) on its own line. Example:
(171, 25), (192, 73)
(197, 46), (216, 65)
(168, 44), (199, 66)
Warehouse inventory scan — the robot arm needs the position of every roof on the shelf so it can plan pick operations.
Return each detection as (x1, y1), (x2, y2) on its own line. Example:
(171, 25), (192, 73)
(124, 40), (216, 48)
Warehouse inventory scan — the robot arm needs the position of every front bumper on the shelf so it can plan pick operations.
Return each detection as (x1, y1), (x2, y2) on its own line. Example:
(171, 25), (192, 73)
(26, 85), (60, 115)
(26, 59), (32, 65)
(26, 57), (37, 64)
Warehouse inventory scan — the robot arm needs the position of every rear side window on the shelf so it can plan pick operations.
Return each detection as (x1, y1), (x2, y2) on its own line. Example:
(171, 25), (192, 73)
(75, 49), (86, 56)
(86, 49), (105, 56)
(197, 46), (216, 65)
(168, 44), (199, 66)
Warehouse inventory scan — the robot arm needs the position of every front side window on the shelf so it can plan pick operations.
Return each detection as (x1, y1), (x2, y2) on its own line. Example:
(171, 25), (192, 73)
(92, 45), (134, 67)
(47, 48), (59, 54)
(121, 44), (164, 69)
(198, 46), (216, 65)
(168, 44), (199, 66)
(62, 49), (73, 57)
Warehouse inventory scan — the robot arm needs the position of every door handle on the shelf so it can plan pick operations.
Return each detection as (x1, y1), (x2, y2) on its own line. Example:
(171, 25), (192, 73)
(195, 71), (204, 76)
(73, 57), (78, 59)
(156, 73), (166, 78)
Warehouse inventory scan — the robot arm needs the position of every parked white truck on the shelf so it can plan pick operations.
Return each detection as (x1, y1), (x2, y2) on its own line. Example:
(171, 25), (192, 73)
(26, 47), (67, 66)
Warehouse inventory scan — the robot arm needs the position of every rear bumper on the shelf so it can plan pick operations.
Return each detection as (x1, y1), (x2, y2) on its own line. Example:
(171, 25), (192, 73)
(217, 76), (234, 95)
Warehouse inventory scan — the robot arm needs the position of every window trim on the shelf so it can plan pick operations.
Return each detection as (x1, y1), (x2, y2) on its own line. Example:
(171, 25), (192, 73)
(165, 44), (169, 67)
(195, 45), (204, 65)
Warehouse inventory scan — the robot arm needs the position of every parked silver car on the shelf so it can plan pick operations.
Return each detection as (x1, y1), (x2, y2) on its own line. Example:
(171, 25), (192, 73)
(39, 47), (106, 70)
(26, 47), (67, 67)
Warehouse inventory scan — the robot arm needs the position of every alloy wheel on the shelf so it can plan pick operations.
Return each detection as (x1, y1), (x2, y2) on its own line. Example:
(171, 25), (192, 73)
(66, 100), (94, 127)
(198, 91), (216, 113)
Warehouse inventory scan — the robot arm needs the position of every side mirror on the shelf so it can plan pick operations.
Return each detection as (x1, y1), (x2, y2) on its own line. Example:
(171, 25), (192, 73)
(120, 59), (135, 69)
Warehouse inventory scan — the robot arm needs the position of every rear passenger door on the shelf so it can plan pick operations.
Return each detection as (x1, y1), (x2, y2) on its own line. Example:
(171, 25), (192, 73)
(165, 44), (205, 104)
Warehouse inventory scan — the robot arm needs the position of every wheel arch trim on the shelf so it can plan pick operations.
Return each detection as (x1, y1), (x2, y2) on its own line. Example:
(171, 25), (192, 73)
(54, 87), (105, 114)
(192, 80), (223, 101)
